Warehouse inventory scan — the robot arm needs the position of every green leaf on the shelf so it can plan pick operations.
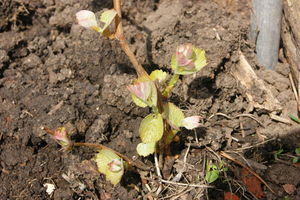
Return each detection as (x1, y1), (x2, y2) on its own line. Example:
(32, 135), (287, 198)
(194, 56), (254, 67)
(139, 113), (164, 143)
(193, 47), (207, 71)
(99, 9), (117, 32)
(150, 70), (167, 82)
(136, 142), (156, 157)
(163, 102), (185, 128)
(289, 114), (300, 124)
(149, 81), (158, 107)
(171, 55), (178, 72)
(274, 148), (284, 159)
(292, 157), (299, 164)
(94, 149), (124, 185)
(295, 148), (300, 155)
(131, 94), (148, 108)
(205, 169), (219, 183)
(283, 196), (291, 200)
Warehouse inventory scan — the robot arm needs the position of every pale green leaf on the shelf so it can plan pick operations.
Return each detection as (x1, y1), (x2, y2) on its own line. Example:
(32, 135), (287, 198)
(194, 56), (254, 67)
(163, 102), (185, 128)
(205, 169), (219, 183)
(171, 55), (178, 72)
(136, 142), (156, 157)
(292, 157), (299, 164)
(193, 47), (207, 71)
(139, 113), (164, 143)
(131, 94), (148, 108)
(94, 149), (124, 185)
(149, 81), (157, 107)
(99, 9), (117, 32)
(150, 70), (167, 82)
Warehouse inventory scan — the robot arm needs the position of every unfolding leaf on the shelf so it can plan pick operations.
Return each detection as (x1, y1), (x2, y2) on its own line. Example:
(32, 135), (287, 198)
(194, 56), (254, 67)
(205, 162), (220, 183)
(176, 43), (194, 68)
(181, 116), (201, 129)
(150, 70), (167, 82)
(172, 45), (207, 75)
(94, 149), (124, 185)
(139, 113), (163, 143)
(241, 168), (264, 199)
(47, 127), (71, 150)
(224, 192), (240, 200)
(131, 94), (148, 108)
(127, 81), (151, 101)
(129, 76), (157, 107)
(108, 158), (123, 172)
(128, 76), (158, 108)
(193, 47), (207, 72)
(99, 9), (117, 32)
(163, 102), (184, 128)
(136, 142), (156, 157)
(128, 80), (152, 108)
(76, 10), (100, 32)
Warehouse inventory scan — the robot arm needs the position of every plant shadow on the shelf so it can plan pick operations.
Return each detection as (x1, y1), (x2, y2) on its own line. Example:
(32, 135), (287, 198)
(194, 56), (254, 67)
(187, 76), (217, 99)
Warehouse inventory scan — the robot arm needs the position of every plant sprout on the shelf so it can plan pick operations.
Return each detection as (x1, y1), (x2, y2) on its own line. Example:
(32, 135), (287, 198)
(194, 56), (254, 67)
(45, 0), (207, 186)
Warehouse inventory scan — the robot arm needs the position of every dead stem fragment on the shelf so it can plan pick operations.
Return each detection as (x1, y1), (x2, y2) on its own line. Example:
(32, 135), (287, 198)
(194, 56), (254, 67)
(219, 151), (275, 194)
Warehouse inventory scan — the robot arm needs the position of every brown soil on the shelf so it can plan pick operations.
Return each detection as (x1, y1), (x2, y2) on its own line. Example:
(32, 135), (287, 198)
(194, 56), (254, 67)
(0, 0), (299, 199)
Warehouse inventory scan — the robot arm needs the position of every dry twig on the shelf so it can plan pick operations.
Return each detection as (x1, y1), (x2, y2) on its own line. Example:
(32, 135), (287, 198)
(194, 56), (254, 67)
(159, 179), (213, 188)
(172, 144), (191, 182)
(289, 73), (298, 102)
(208, 112), (264, 128)
(219, 151), (275, 194)
(154, 152), (163, 196)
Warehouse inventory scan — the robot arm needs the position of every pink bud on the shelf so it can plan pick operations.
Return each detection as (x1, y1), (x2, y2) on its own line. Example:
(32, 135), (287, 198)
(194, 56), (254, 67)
(182, 116), (201, 130)
(176, 44), (195, 69)
(53, 127), (71, 148)
(127, 81), (151, 101)
(108, 158), (123, 172)
(76, 10), (99, 31)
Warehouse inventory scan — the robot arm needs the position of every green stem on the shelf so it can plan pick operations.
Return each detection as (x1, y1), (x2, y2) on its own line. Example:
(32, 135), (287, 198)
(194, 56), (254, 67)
(163, 74), (180, 97)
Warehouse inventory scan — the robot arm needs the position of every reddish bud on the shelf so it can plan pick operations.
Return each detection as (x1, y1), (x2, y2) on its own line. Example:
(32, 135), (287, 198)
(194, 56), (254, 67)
(44, 127), (72, 150)
(127, 81), (152, 101)
(107, 158), (123, 172)
(176, 43), (195, 69)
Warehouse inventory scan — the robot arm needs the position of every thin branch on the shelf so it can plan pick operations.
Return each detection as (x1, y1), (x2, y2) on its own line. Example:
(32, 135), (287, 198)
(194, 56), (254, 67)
(289, 73), (298, 102)
(113, 0), (149, 78)
(235, 114), (264, 128)
(43, 126), (152, 171)
(112, 0), (164, 114)
(73, 142), (151, 171)
(159, 179), (213, 188)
